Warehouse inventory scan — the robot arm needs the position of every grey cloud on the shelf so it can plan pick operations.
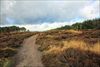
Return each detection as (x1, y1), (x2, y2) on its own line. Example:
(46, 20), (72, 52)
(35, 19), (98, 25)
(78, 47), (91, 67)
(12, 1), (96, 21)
(0, 0), (99, 25)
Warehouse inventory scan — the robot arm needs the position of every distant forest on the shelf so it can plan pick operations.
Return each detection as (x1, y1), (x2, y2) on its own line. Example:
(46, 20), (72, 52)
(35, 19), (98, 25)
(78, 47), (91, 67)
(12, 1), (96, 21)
(0, 18), (100, 33)
(0, 26), (26, 33)
(56, 18), (100, 30)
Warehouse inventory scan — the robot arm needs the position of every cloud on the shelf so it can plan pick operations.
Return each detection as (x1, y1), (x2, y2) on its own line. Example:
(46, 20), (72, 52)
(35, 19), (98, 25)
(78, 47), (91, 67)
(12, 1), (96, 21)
(0, 0), (93, 25)
(0, 0), (99, 31)
(80, 1), (100, 19)
(0, 0), (16, 14)
(0, 21), (77, 31)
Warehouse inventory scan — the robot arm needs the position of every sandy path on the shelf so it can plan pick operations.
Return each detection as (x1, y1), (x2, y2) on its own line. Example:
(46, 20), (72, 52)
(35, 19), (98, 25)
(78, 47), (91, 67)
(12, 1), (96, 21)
(15, 35), (44, 67)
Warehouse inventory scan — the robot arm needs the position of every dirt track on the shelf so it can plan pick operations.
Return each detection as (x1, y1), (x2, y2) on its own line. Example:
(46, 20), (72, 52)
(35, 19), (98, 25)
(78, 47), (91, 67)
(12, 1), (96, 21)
(15, 35), (44, 67)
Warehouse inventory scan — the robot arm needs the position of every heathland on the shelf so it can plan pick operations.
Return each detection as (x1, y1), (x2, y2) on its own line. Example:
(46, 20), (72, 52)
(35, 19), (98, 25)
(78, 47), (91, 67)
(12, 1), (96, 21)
(0, 18), (100, 67)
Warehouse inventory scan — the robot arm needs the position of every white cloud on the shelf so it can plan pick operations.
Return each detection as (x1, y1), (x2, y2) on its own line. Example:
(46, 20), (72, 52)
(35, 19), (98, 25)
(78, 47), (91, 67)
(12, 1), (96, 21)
(0, 0), (99, 31)
(0, 0), (16, 14)
(0, 21), (76, 31)
(80, 1), (100, 19)
(0, 0), (91, 25)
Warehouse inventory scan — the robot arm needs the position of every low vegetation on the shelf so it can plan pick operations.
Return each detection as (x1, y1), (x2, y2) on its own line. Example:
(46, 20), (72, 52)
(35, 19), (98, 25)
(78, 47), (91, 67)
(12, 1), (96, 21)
(0, 31), (36, 67)
(0, 18), (100, 67)
(36, 30), (100, 67)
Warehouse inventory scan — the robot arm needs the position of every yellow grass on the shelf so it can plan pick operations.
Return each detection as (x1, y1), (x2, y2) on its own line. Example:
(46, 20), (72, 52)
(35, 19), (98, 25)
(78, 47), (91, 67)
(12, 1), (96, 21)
(65, 30), (82, 34)
(45, 45), (63, 54)
(46, 40), (100, 55)
(0, 47), (17, 51)
(90, 42), (100, 54)
(63, 40), (88, 50)
(63, 40), (100, 54)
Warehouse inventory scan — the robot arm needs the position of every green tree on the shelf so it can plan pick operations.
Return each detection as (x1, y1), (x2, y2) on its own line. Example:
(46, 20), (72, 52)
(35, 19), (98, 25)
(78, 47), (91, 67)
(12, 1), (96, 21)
(72, 23), (82, 30)
(0, 26), (26, 33)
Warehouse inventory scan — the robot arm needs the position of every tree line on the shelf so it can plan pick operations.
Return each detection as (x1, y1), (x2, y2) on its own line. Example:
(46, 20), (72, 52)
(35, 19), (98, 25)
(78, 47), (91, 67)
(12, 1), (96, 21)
(56, 18), (100, 30)
(0, 26), (26, 33)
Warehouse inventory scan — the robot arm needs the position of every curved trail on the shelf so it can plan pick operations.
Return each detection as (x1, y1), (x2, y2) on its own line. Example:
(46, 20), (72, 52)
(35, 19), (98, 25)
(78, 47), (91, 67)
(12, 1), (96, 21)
(15, 35), (43, 67)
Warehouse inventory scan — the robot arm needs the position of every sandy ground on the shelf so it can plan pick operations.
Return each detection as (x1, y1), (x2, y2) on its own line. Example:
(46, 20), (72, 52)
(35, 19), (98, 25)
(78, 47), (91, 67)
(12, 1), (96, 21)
(15, 35), (44, 67)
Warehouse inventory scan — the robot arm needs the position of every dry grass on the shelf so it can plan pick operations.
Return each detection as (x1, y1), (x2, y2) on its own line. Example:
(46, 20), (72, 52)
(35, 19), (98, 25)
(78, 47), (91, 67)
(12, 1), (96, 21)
(65, 30), (82, 34)
(42, 40), (100, 67)
(63, 40), (100, 54)
(90, 42), (100, 54)
(45, 45), (63, 54)
(45, 40), (100, 55)
(36, 30), (100, 67)
(0, 32), (36, 67)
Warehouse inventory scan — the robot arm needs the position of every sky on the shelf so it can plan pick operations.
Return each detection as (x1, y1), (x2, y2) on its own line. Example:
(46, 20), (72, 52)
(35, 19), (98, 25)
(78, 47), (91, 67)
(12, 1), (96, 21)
(0, 0), (100, 31)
